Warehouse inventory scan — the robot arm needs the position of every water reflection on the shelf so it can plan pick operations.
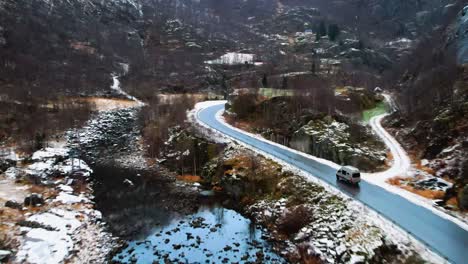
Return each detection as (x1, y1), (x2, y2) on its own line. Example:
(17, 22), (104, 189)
(113, 204), (285, 263)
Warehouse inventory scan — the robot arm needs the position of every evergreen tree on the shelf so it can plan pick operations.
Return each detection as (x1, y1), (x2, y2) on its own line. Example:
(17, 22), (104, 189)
(262, 74), (268, 88)
(281, 76), (288, 90)
(315, 31), (321, 41)
(318, 21), (327, 39)
(328, 24), (340, 41)
(358, 39), (364, 49)
(34, 132), (45, 151)
(315, 21), (327, 41)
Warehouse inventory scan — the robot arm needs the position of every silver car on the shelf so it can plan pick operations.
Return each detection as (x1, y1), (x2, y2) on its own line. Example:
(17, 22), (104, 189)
(336, 166), (361, 184)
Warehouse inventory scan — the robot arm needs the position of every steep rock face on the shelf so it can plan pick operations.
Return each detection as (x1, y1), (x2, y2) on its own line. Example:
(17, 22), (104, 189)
(290, 117), (386, 171)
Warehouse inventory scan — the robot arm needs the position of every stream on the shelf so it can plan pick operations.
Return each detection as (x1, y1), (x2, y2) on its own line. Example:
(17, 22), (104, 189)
(113, 202), (285, 263)
(91, 164), (284, 264)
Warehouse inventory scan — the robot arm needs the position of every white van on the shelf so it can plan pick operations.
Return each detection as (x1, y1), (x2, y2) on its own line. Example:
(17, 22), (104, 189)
(336, 166), (361, 184)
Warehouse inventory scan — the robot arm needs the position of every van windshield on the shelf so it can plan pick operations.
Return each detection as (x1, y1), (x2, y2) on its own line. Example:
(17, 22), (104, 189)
(352, 173), (361, 178)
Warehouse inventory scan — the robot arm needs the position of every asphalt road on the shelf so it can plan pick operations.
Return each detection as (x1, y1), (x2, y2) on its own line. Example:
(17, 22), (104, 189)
(197, 102), (468, 264)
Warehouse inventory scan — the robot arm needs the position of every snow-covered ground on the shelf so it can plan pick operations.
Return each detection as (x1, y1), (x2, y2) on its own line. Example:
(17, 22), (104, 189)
(205, 52), (259, 65)
(110, 74), (144, 106)
(3, 147), (116, 264)
(364, 95), (468, 230)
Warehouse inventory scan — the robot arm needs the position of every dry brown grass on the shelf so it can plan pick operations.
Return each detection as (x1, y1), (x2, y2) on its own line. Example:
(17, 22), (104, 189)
(387, 176), (402, 186)
(447, 197), (459, 208)
(176, 174), (201, 183)
(79, 97), (139, 111)
(212, 186), (223, 192)
(400, 186), (445, 199)
(223, 114), (256, 133)
(414, 161), (435, 175)
(387, 176), (445, 200)
(383, 151), (394, 168)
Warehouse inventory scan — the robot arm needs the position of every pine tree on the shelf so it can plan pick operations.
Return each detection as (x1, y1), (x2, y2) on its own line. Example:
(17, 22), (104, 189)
(318, 21), (327, 39)
(262, 74), (268, 88)
(328, 24), (340, 41)
(281, 76), (288, 90)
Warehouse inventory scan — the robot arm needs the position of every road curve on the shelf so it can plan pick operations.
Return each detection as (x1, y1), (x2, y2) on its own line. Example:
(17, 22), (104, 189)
(365, 94), (411, 180)
(196, 101), (468, 264)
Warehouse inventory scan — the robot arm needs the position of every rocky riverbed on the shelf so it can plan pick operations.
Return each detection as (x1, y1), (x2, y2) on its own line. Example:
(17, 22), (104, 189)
(0, 146), (116, 263)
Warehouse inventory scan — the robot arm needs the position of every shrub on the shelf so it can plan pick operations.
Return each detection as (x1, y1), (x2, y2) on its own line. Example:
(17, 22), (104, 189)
(277, 204), (312, 235)
(460, 185), (468, 210)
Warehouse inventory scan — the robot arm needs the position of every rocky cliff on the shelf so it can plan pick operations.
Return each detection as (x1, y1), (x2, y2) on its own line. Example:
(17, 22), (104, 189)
(290, 116), (386, 171)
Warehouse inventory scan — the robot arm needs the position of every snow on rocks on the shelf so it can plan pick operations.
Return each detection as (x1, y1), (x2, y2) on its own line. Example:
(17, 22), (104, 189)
(54, 192), (89, 204)
(4, 167), (20, 179)
(17, 209), (82, 263)
(20, 148), (92, 182)
(16, 205), (112, 264)
(66, 107), (145, 169)
(31, 148), (69, 162)
(15, 180), (115, 264)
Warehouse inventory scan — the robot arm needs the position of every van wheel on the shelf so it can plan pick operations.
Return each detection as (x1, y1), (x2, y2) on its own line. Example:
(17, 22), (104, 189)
(336, 175), (340, 181)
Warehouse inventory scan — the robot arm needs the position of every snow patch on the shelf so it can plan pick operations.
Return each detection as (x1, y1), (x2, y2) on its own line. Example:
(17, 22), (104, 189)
(17, 209), (83, 264)
(54, 192), (89, 204)
(205, 52), (256, 65)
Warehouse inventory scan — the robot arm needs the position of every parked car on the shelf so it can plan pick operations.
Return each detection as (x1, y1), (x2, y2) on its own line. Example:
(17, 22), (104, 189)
(336, 166), (361, 184)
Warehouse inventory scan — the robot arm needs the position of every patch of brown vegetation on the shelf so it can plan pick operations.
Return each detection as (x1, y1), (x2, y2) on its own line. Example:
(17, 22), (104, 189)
(176, 174), (201, 183)
(387, 176), (445, 200)
(77, 97), (138, 111)
(70, 42), (96, 54)
(384, 151), (394, 167)
(224, 113), (257, 133)
(414, 161), (435, 175)
(0, 206), (25, 250)
(447, 197), (458, 207)
(387, 176), (402, 186)
(401, 186), (445, 200)
(212, 186), (223, 192)
(277, 205), (312, 236)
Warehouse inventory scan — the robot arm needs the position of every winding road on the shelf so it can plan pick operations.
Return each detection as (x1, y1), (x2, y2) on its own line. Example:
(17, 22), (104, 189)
(195, 100), (468, 264)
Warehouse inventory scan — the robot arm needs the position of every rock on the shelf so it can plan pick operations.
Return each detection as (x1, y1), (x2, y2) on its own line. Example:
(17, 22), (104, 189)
(277, 205), (312, 235)
(290, 116), (385, 171)
(0, 250), (11, 261)
(123, 179), (134, 187)
(3, 167), (21, 179)
(5, 200), (22, 210)
(0, 158), (16, 173)
(24, 193), (44, 207)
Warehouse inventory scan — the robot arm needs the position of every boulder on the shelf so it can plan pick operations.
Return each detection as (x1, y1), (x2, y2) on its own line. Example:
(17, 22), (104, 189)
(0, 158), (16, 173)
(3, 167), (21, 179)
(0, 250), (11, 261)
(24, 193), (44, 207)
(5, 200), (22, 210)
